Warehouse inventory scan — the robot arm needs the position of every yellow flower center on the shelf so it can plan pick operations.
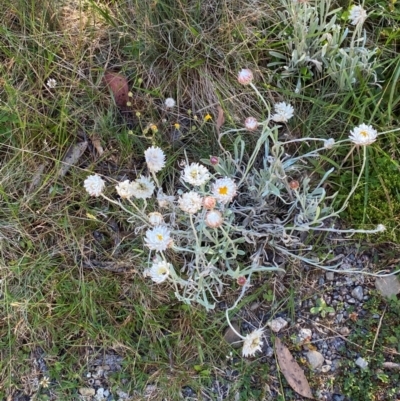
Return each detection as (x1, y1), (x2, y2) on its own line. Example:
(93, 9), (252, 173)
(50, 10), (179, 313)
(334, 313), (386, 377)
(174, 123), (180, 129)
(360, 130), (368, 137)
(204, 114), (212, 121)
(156, 234), (164, 241)
(218, 186), (228, 195)
(190, 171), (199, 178)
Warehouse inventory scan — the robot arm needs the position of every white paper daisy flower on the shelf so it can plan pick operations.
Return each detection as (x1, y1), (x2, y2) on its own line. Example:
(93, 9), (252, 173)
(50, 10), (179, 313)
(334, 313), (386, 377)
(131, 176), (155, 199)
(84, 174), (105, 197)
(349, 123), (378, 146)
(144, 226), (172, 252)
(164, 98), (176, 108)
(46, 78), (57, 89)
(116, 180), (135, 199)
(242, 328), (264, 358)
(148, 212), (165, 226)
(212, 177), (237, 204)
(178, 191), (203, 214)
(237, 69), (254, 85)
(244, 117), (258, 131)
(144, 146), (166, 173)
(205, 210), (224, 228)
(149, 260), (171, 283)
(271, 102), (294, 123)
(349, 5), (367, 26)
(182, 163), (211, 186)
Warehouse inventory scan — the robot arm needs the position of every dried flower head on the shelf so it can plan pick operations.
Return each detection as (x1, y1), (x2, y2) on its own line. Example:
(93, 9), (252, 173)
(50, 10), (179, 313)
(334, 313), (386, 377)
(238, 69), (254, 85)
(149, 260), (171, 283)
(116, 180), (135, 199)
(271, 102), (294, 123)
(144, 226), (172, 252)
(205, 210), (224, 228)
(164, 97), (176, 108)
(148, 212), (164, 226)
(203, 196), (217, 210)
(182, 163), (211, 186)
(144, 146), (166, 173)
(212, 177), (237, 204)
(130, 176), (155, 199)
(242, 328), (264, 357)
(349, 123), (378, 146)
(178, 191), (203, 214)
(349, 5), (367, 26)
(244, 117), (259, 131)
(237, 276), (247, 286)
(84, 174), (105, 197)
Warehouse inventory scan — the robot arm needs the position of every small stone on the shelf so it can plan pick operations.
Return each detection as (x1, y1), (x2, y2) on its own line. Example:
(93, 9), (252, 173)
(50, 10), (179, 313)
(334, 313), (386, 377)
(321, 365), (331, 373)
(351, 286), (364, 301)
(326, 272), (335, 281)
(224, 323), (242, 348)
(267, 317), (288, 333)
(347, 297), (356, 304)
(355, 357), (368, 369)
(375, 276), (400, 298)
(296, 328), (312, 344)
(339, 327), (350, 336)
(79, 388), (96, 397)
(332, 394), (345, 401)
(319, 277), (325, 286)
(306, 350), (325, 370)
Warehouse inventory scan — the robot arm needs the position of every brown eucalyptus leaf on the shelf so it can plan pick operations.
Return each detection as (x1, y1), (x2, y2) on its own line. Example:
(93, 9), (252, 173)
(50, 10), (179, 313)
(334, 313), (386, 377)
(216, 105), (225, 134)
(275, 337), (314, 399)
(103, 71), (130, 109)
(59, 141), (88, 177)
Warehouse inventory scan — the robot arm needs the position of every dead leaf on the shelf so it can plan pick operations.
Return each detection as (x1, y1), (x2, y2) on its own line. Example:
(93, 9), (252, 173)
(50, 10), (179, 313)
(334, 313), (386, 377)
(275, 337), (314, 399)
(59, 141), (88, 177)
(103, 71), (130, 109)
(216, 105), (225, 134)
(91, 134), (104, 156)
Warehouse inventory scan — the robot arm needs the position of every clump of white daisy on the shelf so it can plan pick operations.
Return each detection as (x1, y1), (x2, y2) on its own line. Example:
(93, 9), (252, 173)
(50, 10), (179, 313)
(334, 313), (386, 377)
(205, 210), (224, 228)
(148, 212), (164, 226)
(349, 5), (367, 26)
(148, 259), (171, 283)
(178, 191), (203, 214)
(242, 328), (264, 358)
(116, 180), (135, 199)
(271, 102), (294, 123)
(144, 226), (172, 252)
(164, 98), (176, 108)
(84, 174), (105, 197)
(131, 176), (155, 199)
(237, 69), (254, 85)
(182, 163), (211, 186)
(144, 146), (166, 173)
(244, 117), (258, 131)
(212, 177), (237, 204)
(349, 123), (378, 146)
(46, 78), (57, 89)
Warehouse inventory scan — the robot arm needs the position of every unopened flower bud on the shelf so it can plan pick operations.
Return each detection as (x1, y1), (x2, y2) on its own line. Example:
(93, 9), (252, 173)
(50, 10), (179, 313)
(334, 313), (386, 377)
(289, 180), (300, 190)
(245, 117), (258, 131)
(210, 156), (219, 165)
(237, 276), (247, 286)
(203, 196), (217, 210)
(238, 69), (254, 85)
(205, 210), (223, 228)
